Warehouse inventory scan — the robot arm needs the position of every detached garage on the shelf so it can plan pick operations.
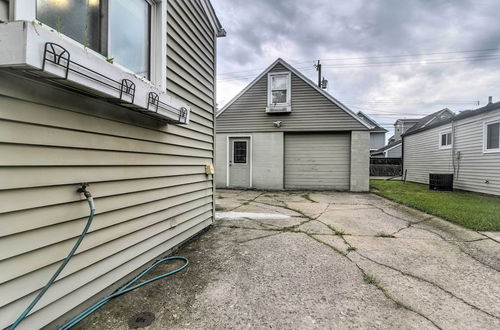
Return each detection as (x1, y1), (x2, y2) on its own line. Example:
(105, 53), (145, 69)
(215, 58), (371, 191)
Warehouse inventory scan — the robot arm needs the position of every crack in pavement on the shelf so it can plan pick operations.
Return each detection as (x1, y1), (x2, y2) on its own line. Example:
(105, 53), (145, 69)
(306, 233), (442, 329)
(350, 248), (500, 320)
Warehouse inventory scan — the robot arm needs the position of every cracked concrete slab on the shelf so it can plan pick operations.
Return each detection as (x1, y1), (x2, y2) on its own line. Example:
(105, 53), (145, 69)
(76, 189), (500, 330)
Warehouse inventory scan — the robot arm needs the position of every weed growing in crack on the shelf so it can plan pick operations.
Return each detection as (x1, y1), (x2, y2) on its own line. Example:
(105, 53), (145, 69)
(217, 195), (225, 199)
(335, 230), (346, 236)
(363, 273), (377, 285)
(302, 193), (318, 203)
(347, 246), (357, 252)
(376, 232), (395, 238)
(229, 225), (240, 229)
(242, 201), (250, 205)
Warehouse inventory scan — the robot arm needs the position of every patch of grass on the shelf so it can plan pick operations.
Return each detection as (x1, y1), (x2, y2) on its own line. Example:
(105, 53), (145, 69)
(370, 181), (500, 231)
(334, 229), (346, 236)
(242, 201), (250, 205)
(363, 273), (377, 285)
(302, 193), (318, 203)
(346, 246), (357, 252)
(375, 232), (395, 238)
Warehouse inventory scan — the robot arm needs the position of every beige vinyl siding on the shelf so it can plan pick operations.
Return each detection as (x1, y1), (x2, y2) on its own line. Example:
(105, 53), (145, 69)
(216, 63), (366, 133)
(284, 133), (351, 190)
(0, 0), (217, 328)
(404, 110), (500, 196)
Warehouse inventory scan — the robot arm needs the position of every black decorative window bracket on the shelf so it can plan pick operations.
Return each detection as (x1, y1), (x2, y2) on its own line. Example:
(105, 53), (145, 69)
(28, 42), (188, 124)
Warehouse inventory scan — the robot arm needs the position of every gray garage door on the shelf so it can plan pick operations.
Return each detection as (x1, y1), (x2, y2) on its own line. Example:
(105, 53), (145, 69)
(284, 133), (350, 190)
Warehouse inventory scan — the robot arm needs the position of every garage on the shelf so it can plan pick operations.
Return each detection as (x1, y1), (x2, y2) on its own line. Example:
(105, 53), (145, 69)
(284, 133), (351, 190)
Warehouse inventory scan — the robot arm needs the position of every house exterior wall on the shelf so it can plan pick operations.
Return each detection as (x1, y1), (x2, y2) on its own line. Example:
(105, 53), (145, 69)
(370, 132), (386, 150)
(0, 1), (218, 328)
(386, 144), (402, 158)
(404, 110), (500, 196)
(350, 131), (370, 192)
(0, 0), (7, 21)
(216, 63), (367, 133)
(215, 132), (284, 190)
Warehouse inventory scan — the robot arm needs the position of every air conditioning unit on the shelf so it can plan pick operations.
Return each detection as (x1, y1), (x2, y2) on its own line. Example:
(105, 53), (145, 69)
(429, 174), (453, 191)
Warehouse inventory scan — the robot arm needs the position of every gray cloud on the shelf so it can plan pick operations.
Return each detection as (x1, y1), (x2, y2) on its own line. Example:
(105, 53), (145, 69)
(212, 0), (500, 135)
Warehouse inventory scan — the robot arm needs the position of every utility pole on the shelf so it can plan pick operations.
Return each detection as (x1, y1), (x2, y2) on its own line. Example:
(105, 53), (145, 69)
(314, 60), (321, 87)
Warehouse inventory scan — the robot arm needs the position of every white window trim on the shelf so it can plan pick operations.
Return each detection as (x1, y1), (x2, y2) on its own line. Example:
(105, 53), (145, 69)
(438, 130), (453, 150)
(483, 118), (500, 153)
(11, 0), (166, 91)
(266, 71), (291, 113)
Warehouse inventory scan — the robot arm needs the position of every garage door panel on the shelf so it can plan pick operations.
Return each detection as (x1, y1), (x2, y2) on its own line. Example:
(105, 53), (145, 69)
(285, 133), (350, 190)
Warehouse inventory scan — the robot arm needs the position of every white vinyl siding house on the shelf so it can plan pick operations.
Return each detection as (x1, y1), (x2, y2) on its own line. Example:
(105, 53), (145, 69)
(0, 1), (224, 328)
(216, 59), (371, 192)
(403, 103), (500, 196)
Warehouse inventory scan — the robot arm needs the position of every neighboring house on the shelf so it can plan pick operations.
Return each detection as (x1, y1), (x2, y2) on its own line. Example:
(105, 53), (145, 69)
(215, 58), (372, 192)
(0, 1), (224, 328)
(403, 100), (500, 196)
(357, 111), (388, 150)
(373, 109), (454, 158)
(389, 118), (420, 143)
(371, 140), (403, 158)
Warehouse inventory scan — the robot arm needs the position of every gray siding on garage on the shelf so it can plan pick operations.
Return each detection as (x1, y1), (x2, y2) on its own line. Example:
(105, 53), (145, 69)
(404, 110), (500, 196)
(284, 133), (351, 190)
(0, 1), (218, 328)
(216, 63), (367, 133)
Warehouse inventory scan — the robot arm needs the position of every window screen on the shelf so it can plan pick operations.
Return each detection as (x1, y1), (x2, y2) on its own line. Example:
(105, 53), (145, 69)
(270, 74), (288, 104)
(487, 122), (500, 149)
(233, 141), (247, 163)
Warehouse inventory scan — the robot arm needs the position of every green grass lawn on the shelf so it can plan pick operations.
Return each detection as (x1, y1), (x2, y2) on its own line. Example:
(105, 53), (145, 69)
(370, 181), (500, 231)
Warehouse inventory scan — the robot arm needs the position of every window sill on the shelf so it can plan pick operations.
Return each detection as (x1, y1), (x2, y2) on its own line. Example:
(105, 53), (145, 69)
(438, 145), (452, 150)
(483, 148), (500, 154)
(266, 105), (291, 113)
(0, 21), (189, 124)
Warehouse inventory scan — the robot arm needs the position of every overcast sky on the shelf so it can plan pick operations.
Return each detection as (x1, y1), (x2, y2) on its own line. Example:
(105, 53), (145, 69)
(212, 0), (500, 138)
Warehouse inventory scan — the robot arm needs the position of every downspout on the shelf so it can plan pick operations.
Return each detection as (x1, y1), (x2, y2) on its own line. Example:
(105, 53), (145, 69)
(401, 135), (405, 178)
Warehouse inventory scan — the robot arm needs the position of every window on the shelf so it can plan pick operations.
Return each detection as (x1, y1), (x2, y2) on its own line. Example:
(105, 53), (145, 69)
(485, 120), (500, 152)
(267, 72), (291, 112)
(233, 141), (248, 164)
(439, 131), (452, 149)
(36, 0), (151, 79)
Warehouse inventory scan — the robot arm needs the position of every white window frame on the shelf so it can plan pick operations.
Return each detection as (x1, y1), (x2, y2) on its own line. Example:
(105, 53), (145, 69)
(232, 140), (249, 165)
(438, 130), (453, 149)
(266, 71), (291, 112)
(483, 118), (500, 153)
(10, 0), (167, 91)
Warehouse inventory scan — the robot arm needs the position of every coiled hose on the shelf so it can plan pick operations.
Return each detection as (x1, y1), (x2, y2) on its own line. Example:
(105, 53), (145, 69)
(9, 187), (189, 329)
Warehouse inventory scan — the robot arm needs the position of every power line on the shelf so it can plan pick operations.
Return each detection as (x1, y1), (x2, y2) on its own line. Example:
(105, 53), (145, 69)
(217, 47), (500, 76)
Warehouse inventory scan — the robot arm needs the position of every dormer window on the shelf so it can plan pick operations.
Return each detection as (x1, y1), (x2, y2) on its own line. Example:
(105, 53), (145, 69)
(266, 72), (291, 113)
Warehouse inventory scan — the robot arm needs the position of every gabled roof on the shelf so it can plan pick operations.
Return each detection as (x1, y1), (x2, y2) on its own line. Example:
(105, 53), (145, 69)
(371, 140), (401, 155)
(403, 101), (500, 137)
(394, 118), (420, 125)
(357, 111), (388, 132)
(405, 108), (454, 134)
(216, 58), (373, 129)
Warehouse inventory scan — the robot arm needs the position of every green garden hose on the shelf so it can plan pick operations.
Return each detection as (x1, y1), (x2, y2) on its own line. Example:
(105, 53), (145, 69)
(9, 184), (189, 329)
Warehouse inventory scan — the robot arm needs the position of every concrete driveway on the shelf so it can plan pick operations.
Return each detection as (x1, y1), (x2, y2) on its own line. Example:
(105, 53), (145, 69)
(78, 190), (500, 330)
